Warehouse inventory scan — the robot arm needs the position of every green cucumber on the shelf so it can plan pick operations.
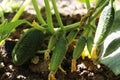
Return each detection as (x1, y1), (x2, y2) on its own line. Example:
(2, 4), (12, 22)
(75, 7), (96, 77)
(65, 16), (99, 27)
(71, 36), (86, 72)
(73, 36), (86, 60)
(12, 28), (45, 65)
(87, 36), (93, 53)
(50, 35), (67, 72)
(94, 0), (115, 46)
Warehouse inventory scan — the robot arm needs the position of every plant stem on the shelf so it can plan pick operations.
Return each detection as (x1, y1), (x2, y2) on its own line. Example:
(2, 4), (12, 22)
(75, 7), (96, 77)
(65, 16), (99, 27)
(31, 20), (46, 31)
(54, 0), (109, 33)
(44, 0), (55, 34)
(32, 0), (46, 25)
(55, 22), (80, 34)
(109, 0), (115, 6)
(51, 0), (64, 32)
(90, 0), (109, 20)
(11, 0), (32, 22)
(85, 0), (91, 10)
(56, 0), (108, 33)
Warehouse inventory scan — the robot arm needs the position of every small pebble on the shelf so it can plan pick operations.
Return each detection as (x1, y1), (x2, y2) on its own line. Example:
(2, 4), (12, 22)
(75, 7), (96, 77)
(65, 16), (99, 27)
(0, 62), (5, 68)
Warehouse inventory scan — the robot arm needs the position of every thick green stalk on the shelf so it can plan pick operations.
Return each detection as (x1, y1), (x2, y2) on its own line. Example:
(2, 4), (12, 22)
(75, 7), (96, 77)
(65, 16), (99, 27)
(64, 22), (80, 31)
(44, 0), (55, 34)
(32, 0), (46, 25)
(54, 22), (80, 34)
(85, 0), (91, 10)
(11, 0), (32, 22)
(51, 0), (64, 32)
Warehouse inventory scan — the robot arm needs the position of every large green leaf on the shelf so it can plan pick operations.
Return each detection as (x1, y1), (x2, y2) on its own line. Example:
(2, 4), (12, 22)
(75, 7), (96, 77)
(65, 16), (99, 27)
(101, 31), (120, 57)
(99, 47), (120, 75)
(0, 20), (30, 42)
(99, 31), (120, 75)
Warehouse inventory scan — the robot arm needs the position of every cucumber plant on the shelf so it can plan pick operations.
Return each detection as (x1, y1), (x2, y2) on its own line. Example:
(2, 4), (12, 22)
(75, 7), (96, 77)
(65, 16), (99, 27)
(89, 0), (120, 76)
(1, 0), (120, 80)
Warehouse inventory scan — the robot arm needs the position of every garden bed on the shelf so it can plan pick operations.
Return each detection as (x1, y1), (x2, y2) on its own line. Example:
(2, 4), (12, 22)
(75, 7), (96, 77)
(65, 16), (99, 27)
(0, 0), (120, 80)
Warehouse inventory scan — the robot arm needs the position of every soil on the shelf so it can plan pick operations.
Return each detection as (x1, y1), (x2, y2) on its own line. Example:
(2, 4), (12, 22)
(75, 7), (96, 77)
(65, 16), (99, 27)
(1, 0), (120, 80)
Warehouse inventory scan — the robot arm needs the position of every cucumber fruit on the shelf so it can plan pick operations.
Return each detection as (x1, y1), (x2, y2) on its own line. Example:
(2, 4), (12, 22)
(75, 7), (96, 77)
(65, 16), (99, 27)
(50, 35), (67, 72)
(94, 0), (115, 46)
(12, 28), (45, 65)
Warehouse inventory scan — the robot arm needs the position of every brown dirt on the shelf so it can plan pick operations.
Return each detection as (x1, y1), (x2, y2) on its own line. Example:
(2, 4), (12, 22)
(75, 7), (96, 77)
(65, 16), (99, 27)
(1, 39), (120, 80)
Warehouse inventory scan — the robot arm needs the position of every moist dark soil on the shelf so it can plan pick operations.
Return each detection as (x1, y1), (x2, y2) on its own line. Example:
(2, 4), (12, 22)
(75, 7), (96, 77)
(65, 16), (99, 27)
(1, 38), (120, 80)
(1, 0), (120, 80)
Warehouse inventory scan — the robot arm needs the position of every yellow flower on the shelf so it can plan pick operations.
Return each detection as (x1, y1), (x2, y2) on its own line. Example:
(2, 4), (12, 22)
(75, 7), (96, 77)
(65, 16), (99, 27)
(81, 45), (91, 59)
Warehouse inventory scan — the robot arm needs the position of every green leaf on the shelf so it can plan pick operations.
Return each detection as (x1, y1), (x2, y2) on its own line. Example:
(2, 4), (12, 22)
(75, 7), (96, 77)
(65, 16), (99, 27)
(99, 47), (120, 75)
(111, 10), (120, 31)
(99, 31), (120, 76)
(100, 31), (120, 58)
(0, 20), (30, 42)
(103, 37), (120, 57)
